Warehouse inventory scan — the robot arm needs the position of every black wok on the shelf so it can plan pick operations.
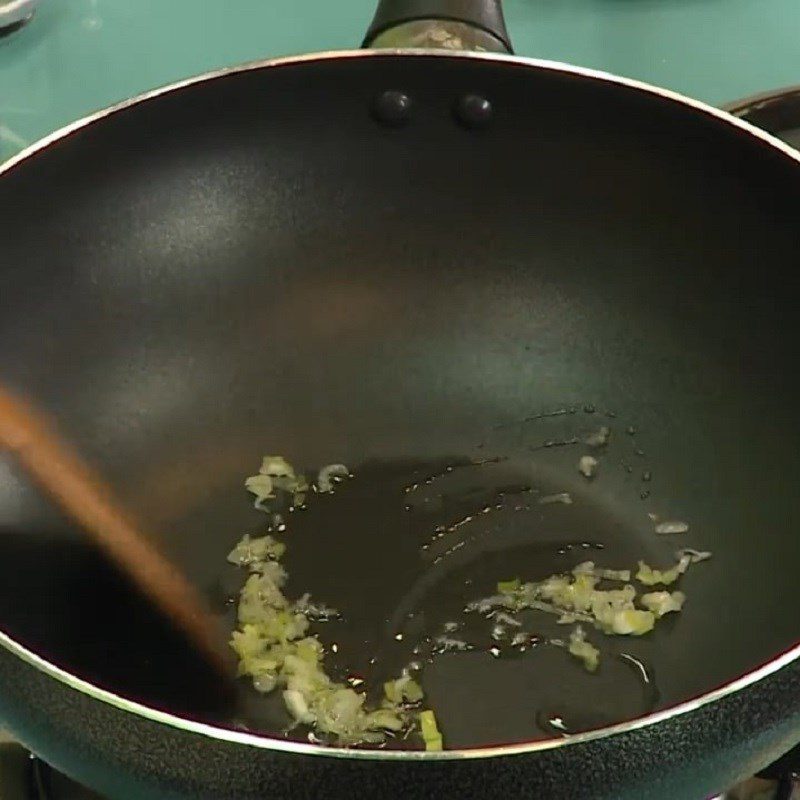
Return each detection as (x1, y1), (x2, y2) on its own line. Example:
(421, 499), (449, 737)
(0, 1), (799, 797)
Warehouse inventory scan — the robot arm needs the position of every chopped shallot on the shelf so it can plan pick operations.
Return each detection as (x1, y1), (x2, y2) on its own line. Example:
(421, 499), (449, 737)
(676, 548), (712, 564)
(230, 456), (421, 747)
(568, 626), (600, 672)
(538, 492), (573, 505)
(640, 591), (686, 618)
(578, 455), (599, 478)
(585, 426), (611, 448)
(227, 534), (286, 568)
(244, 474), (275, 509)
(420, 710), (443, 752)
(636, 554), (692, 586)
(654, 520), (689, 535)
(573, 561), (631, 582)
(317, 464), (350, 493)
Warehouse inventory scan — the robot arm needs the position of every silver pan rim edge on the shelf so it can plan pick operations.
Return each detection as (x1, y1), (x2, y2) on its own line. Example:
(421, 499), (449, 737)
(1, 48), (798, 761)
(4, 48), (800, 178)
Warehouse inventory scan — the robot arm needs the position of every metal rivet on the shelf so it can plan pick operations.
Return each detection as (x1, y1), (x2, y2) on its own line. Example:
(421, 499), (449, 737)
(371, 90), (413, 127)
(455, 94), (493, 128)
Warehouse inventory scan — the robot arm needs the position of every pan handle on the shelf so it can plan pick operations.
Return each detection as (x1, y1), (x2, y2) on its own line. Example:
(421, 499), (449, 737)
(363, 0), (513, 54)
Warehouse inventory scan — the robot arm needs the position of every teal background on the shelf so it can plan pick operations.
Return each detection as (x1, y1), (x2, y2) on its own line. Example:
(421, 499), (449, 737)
(1, 0), (800, 162)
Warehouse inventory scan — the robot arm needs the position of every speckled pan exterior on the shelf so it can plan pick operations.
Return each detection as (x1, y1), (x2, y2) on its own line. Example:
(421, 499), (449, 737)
(0, 635), (798, 799)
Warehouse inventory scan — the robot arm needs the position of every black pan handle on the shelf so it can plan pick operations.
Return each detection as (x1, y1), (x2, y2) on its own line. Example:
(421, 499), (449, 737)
(364, 0), (513, 54)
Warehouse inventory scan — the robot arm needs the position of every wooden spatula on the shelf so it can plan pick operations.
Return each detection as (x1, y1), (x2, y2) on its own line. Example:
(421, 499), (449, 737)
(0, 387), (232, 679)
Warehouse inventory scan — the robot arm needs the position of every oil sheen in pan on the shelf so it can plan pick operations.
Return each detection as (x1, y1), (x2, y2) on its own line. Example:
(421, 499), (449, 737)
(230, 453), (663, 748)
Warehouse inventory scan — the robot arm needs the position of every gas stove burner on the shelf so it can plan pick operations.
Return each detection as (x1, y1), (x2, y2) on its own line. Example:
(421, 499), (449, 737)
(723, 85), (800, 151)
(720, 776), (799, 799)
(0, 744), (103, 800)
(28, 759), (104, 800)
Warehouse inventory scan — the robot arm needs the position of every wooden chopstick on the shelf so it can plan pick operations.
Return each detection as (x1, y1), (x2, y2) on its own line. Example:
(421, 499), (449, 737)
(0, 387), (231, 678)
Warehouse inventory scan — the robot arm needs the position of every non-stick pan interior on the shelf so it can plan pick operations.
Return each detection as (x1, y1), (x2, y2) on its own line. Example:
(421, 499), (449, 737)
(0, 52), (798, 747)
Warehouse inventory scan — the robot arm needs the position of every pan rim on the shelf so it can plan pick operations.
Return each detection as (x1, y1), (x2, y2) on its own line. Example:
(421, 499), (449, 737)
(1, 47), (799, 762)
(5, 48), (800, 177)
